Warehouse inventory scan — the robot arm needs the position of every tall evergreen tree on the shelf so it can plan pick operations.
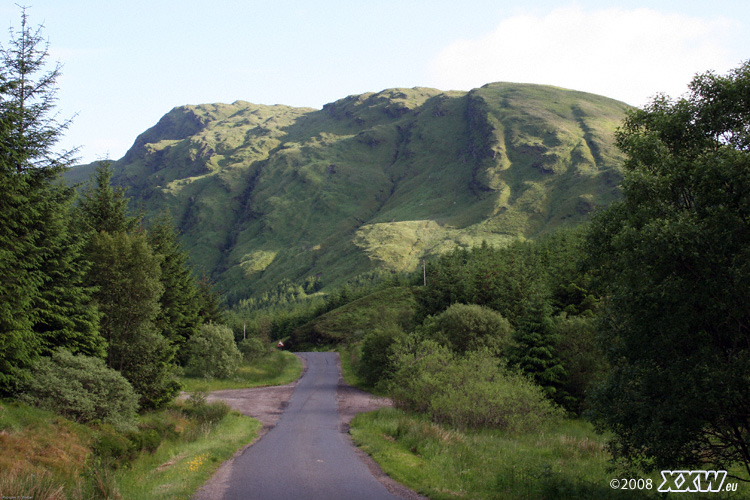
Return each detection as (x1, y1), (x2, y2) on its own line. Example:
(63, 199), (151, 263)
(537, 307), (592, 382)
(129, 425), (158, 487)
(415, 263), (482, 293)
(511, 299), (566, 401)
(0, 8), (97, 394)
(195, 273), (226, 325)
(87, 230), (178, 409)
(147, 214), (201, 365)
(76, 162), (183, 409)
(75, 160), (140, 235)
(32, 182), (103, 358)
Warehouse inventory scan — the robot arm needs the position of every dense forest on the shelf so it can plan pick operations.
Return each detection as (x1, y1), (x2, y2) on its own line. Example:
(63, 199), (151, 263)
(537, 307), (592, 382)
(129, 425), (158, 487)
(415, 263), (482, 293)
(1, 7), (749, 499)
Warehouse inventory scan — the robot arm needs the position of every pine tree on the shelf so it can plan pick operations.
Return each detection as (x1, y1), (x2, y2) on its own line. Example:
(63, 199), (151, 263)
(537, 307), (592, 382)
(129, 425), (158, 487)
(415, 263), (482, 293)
(0, 153), (40, 393)
(195, 273), (226, 325)
(511, 299), (567, 400)
(76, 160), (139, 235)
(0, 8), (96, 394)
(147, 214), (201, 365)
(86, 230), (178, 409)
(32, 182), (104, 358)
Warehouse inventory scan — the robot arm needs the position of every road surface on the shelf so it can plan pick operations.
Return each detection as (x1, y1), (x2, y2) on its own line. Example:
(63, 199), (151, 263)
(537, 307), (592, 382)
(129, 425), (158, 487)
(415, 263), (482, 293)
(221, 352), (404, 500)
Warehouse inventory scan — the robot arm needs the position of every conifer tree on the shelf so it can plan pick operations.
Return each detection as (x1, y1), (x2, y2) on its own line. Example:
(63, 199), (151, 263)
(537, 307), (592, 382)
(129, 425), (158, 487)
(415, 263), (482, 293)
(32, 182), (103, 358)
(0, 8), (98, 393)
(147, 214), (201, 364)
(511, 299), (566, 400)
(86, 230), (178, 409)
(76, 163), (182, 408)
(76, 160), (140, 235)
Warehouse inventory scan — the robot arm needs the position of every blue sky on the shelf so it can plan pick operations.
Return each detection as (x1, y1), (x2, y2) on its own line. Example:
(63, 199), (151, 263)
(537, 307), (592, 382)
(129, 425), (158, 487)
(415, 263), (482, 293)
(2, 0), (748, 163)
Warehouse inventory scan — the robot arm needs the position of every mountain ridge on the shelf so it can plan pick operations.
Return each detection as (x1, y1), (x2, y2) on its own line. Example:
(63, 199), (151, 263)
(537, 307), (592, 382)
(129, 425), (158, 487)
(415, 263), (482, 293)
(65, 82), (630, 303)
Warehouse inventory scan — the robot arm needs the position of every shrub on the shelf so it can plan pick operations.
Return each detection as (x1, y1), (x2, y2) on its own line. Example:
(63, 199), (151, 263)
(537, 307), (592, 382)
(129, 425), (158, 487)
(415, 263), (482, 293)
(390, 339), (561, 432)
(186, 323), (242, 379)
(238, 336), (269, 362)
(357, 322), (406, 388)
(20, 349), (139, 430)
(417, 303), (514, 356)
(92, 425), (136, 465)
(179, 391), (230, 434)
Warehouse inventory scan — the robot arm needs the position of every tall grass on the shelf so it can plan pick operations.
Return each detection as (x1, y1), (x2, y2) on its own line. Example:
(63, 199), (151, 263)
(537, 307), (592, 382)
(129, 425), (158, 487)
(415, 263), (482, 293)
(115, 412), (261, 499)
(1, 350), (299, 500)
(350, 408), (748, 500)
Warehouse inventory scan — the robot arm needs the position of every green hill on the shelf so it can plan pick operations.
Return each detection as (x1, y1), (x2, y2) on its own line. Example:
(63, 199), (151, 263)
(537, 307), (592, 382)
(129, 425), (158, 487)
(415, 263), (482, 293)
(291, 286), (417, 349)
(66, 83), (629, 303)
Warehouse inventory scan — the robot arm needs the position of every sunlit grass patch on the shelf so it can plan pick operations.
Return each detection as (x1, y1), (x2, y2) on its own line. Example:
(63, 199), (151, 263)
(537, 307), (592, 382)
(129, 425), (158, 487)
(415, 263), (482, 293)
(179, 350), (302, 392)
(115, 412), (261, 500)
(350, 408), (749, 500)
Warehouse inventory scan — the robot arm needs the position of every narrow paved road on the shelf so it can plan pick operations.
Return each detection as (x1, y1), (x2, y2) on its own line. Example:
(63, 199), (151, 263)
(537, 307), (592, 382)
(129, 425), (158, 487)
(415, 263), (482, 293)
(222, 352), (403, 500)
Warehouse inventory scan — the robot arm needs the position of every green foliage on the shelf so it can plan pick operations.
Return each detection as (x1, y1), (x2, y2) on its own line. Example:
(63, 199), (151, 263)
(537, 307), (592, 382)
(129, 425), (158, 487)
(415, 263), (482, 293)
(290, 285), (416, 349)
(417, 241), (550, 325)
(92, 424), (137, 465)
(194, 273), (226, 325)
(417, 303), (514, 356)
(511, 301), (567, 402)
(75, 160), (140, 234)
(86, 230), (179, 409)
(0, 8), (88, 396)
(357, 321), (406, 388)
(147, 214), (202, 365)
(237, 336), (269, 362)
(586, 61), (750, 478)
(390, 339), (562, 432)
(179, 350), (302, 392)
(550, 315), (607, 415)
(20, 349), (139, 430)
(179, 391), (231, 429)
(32, 184), (104, 359)
(185, 323), (242, 379)
(414, 233), (599, 413)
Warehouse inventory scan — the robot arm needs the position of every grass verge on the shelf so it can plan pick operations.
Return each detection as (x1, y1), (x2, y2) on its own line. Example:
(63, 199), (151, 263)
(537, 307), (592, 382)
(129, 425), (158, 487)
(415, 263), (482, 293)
(0, 399), (261, 500)
(337, 343), (364, 389)
(179, 350), (302, 392)
(350, 408), (749, 500)
(115, 411), (261, 499)
(1, 350), (301, 499)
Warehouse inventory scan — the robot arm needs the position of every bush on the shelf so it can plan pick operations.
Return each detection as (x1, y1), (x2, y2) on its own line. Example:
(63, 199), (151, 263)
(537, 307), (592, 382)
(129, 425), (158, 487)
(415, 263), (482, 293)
(186, 323), (242, 379)
(390, 339), (561, 432)
(238, 336), (269, 362)
(92, 425), (136, 465)
(179, 391), (230, 432)
(20, 349), (139, 430)
(417, 303), (514, 356)
(357, 322), (406, 388)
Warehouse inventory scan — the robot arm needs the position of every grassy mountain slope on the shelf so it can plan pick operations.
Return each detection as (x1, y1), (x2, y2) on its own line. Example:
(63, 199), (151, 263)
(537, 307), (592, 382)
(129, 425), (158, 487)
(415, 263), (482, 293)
(66, 83), (629, 303)
(291, 286), (417, 348)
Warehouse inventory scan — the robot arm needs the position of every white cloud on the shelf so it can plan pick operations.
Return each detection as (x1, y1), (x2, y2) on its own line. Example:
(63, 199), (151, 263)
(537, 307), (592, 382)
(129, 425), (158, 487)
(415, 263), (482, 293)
(429, 6), (741, 107)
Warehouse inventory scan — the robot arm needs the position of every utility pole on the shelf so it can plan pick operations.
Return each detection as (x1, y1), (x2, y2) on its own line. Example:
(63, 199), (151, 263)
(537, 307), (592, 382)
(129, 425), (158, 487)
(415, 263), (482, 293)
(423, 259), (426, 286)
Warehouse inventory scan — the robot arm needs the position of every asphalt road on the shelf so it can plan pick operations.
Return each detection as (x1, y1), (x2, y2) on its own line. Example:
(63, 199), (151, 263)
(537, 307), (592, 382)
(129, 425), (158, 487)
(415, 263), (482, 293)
(221, 352), (403, 500)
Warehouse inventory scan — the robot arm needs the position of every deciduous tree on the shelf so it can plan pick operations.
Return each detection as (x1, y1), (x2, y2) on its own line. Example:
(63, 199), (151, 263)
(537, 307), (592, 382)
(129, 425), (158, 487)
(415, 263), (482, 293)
(587, 61), (750, 479)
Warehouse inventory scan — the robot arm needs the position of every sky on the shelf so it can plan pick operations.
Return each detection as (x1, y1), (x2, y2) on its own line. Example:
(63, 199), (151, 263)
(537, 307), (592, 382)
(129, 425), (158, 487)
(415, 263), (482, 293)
(2, 0), (748, 164)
